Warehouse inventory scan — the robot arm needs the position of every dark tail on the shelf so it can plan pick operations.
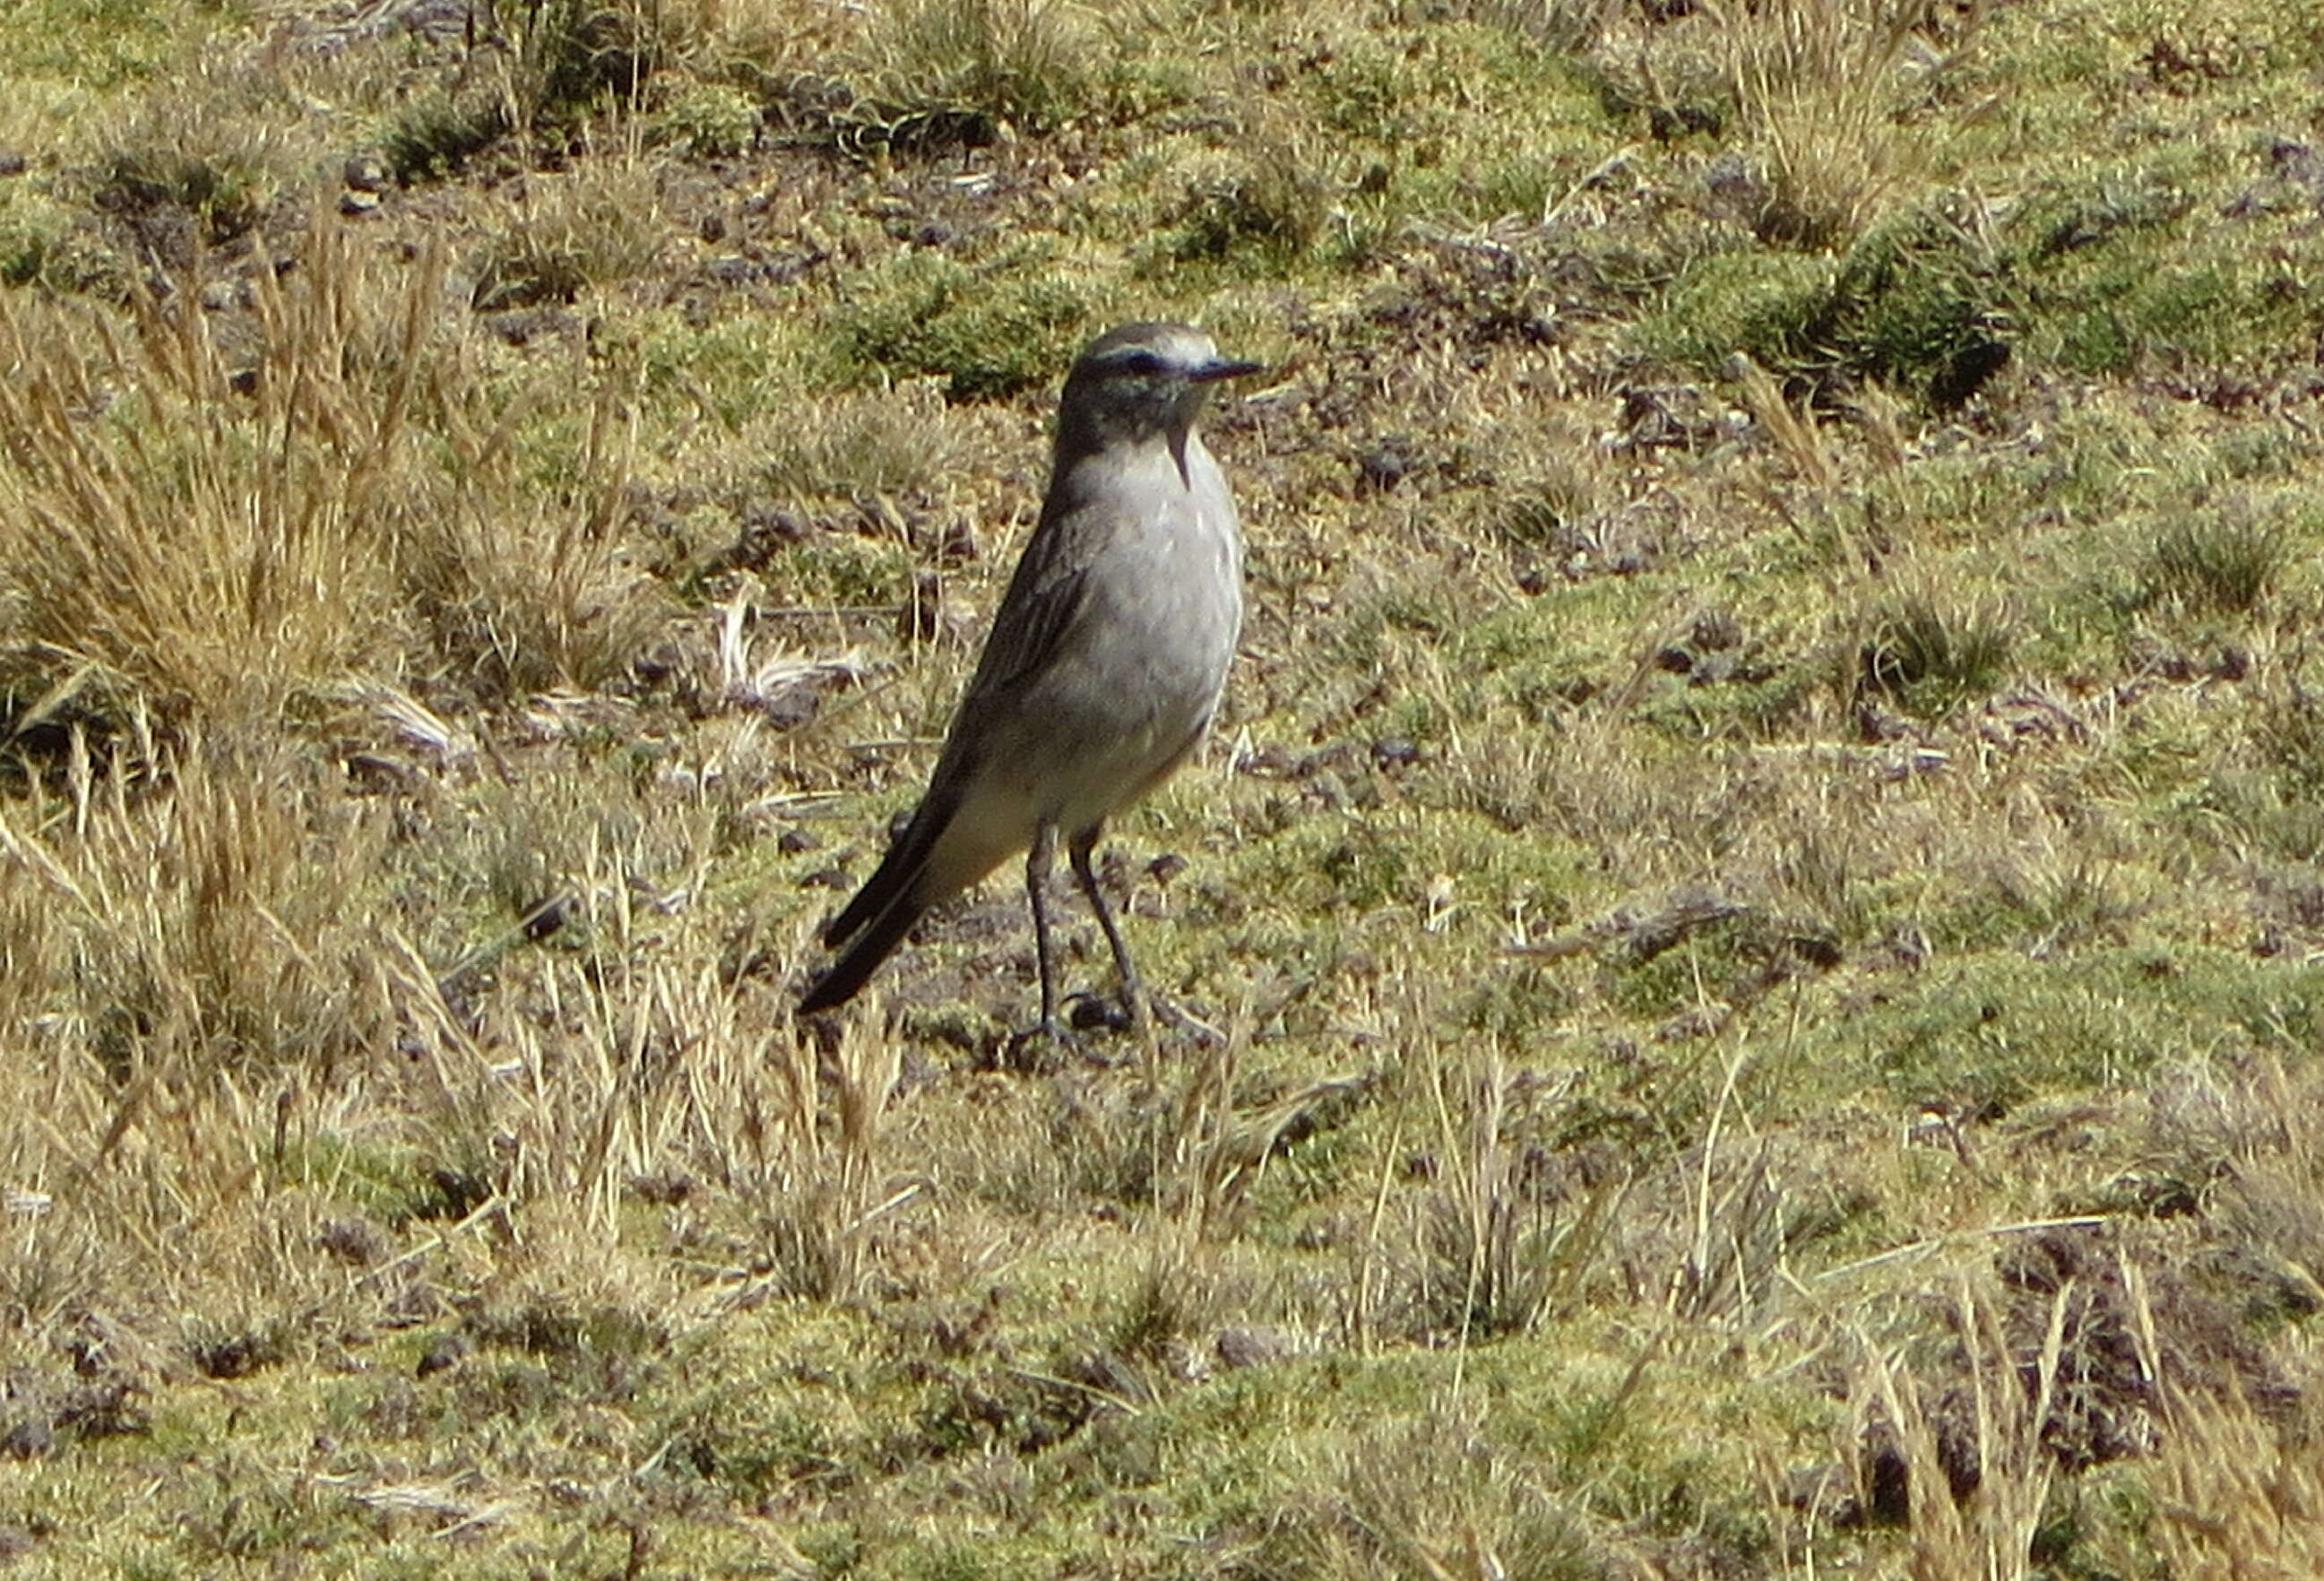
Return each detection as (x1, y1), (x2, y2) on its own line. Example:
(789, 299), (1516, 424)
(799, 788), (956, 1012)
(798, 883), (929, 1012)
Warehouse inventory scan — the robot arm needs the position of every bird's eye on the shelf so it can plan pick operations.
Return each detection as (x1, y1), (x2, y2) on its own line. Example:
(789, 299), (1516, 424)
(1116, 350), (1166, 377)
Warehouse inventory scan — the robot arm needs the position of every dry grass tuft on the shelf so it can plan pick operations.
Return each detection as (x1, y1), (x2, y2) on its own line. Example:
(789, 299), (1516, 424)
(836, 0), (1100, 151)
(1856, 1277), (2068, 1581)
(2142, 1381), (2324, 1577)
(1470, 0), (1625, 55)
(753, 379), (966, 509)
(1409, 1051), (1614, 1342)
(0, 223), (420, 723)
(0, 215), (669, 722)
(470, 159), (670, 310)
(404, 356), (670, 698)
(2147, 508), (2289, 615)
(0, 729), (399, 1324)
(1862, 577), (2015, 713)
(1712, 0), (1977, 247)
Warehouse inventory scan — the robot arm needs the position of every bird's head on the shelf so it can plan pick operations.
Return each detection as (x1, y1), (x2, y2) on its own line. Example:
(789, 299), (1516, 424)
(1057, 322), (1262, 453)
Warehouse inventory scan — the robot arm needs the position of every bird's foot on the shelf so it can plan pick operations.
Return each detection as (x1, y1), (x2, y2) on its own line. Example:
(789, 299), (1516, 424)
(1001, 1017), (1090, 1074)
(1065, 989), (1223, 1050)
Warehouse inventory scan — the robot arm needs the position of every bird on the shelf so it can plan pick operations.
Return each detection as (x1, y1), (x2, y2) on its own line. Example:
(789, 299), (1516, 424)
(799, 321), (1259, 1040)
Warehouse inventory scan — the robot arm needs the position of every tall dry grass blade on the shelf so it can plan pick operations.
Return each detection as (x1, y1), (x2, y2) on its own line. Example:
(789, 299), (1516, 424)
(1861, 1275), (2066, 1581)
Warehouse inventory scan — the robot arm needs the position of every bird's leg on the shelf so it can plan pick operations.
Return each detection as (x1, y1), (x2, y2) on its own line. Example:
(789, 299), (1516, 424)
(1064, 836), (1222, 1049)
(1008, 821), (1072, 1060)
(1068, 832), (1148, 1037)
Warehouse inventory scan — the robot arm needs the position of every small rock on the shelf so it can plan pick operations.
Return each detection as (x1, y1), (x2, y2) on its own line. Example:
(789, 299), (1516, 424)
(756, 683), (820, 731)
(1649, 101), (1720, 140)
(1357, 446), (1409, 492)
(343, 155), (387, 193)
(1214, 1328), (1287, 1370)
(776, 827), (821, 855)
(701, 255), (767, 286)
(627, 1171), (695, 1205)
(192, 1333), (275, 1380)
(319, 1217), (390, 1267)
(1691, 609), (1743, 651)
(2268, 136), (2315, 175)
(0, 1417), (52, 1460)
(1369, 737), (1420, 769)
(1067, 993), (1131, 1033)
(1787, 932), (1845, 970)
(1703, 150), (1766, 215)
(0, 151), (26, 179)
(428, 1168), (490, 1219)
(386, 1278), (445, 1326)
(416, 1332), (471, 1378)
(520, 894), (572, 941)
(478, 307), (583, 347)
(339, 189), (381, 217)
(763, 249), (824, 285)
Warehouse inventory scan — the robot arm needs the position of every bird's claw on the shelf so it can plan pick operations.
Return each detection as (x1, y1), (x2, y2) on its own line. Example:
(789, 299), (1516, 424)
(1002, 1018), (1087, 1073)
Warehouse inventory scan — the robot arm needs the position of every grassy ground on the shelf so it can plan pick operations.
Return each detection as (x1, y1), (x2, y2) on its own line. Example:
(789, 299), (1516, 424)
(3, 0), (2324, 1573)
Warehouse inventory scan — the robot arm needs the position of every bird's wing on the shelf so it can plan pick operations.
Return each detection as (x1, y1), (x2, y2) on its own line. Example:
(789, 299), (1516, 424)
(955, 510), (1097, 708)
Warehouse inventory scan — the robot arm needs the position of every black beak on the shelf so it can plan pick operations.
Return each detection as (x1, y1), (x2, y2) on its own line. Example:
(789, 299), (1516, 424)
(1188, 358), (1265, 384)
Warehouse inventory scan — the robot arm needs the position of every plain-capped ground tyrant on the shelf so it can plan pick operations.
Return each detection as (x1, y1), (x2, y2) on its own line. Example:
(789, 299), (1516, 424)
(799, 321), (1259, 1041)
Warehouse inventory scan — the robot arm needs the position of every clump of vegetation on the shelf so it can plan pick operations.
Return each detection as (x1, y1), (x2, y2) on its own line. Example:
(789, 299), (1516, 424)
(754, 380), (963, 508)
(1646, 205), (2010, 406)
(1640, 247), (1837, 376)
(1822, 207), (2012, 406)
(1717, 0), (1955, 248)
(827, 0), (1102, 151)
(383, 0), (765, 183)
(470, 162), (668, 308)
(520, 0), (666, 118)
(0, 193), (111, 292)
(94, 144), (268, 242)
(2146, 508), (2290, 614)
(91, 78), (299, 247)
(655, 80), (760, 158)
(381, 89), (511, 184)
(830, 245), (1103, 400)
(1473, 0), (1621, 55)
(1168, 141), (1333, 264)
(1862, 583), (2016, 713)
